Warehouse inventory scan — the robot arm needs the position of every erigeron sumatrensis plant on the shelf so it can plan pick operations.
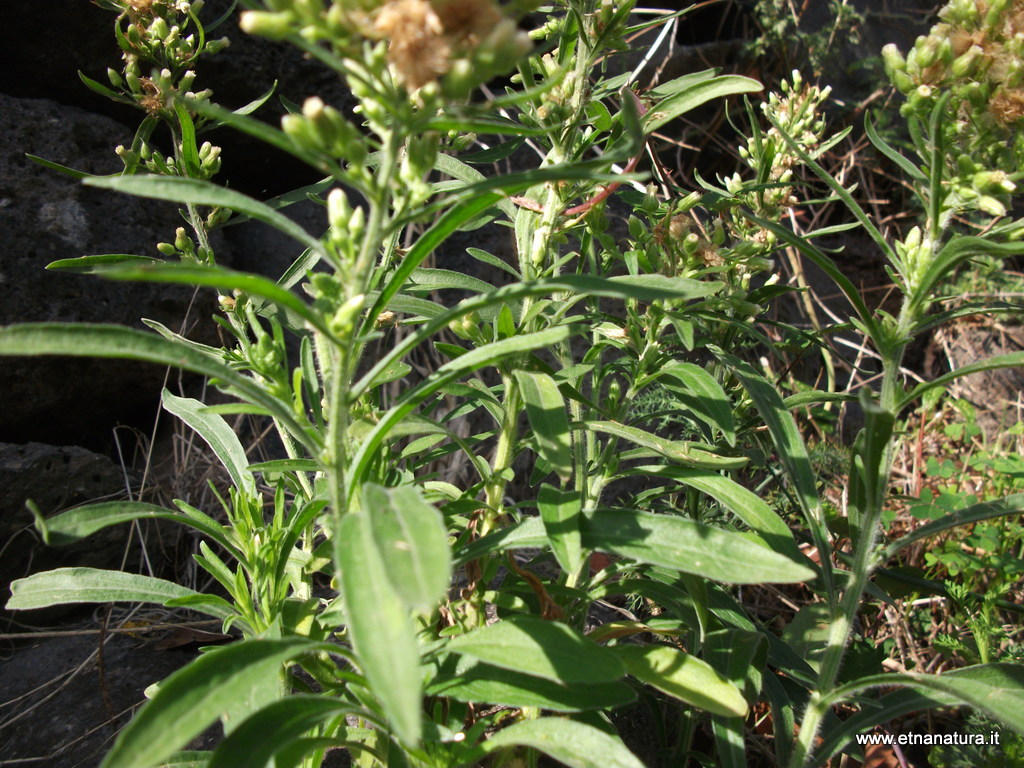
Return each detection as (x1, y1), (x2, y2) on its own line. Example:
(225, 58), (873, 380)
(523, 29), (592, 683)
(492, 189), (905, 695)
(4, 0), (1024, 767)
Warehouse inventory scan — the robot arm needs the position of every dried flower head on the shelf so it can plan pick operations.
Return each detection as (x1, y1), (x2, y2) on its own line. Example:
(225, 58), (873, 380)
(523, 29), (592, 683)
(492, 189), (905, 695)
(138, 77), (165, 114)
(989, 87), (1024, 124)
(433, 0), (501, 48)
(374, 0), (449, 90)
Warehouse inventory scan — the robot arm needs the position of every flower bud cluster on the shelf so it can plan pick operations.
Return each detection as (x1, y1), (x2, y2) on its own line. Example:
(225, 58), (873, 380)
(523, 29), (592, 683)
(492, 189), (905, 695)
(115, 135), (221, 180)
(96, 0), (227, 183)
(723, 71), (831, 256)
(282, 96), (368, 174)
(325, 189), (367, 276)
(894, 225), (936, 293)
(156, 226), (215, 264)
(882, 0), (1024, 217)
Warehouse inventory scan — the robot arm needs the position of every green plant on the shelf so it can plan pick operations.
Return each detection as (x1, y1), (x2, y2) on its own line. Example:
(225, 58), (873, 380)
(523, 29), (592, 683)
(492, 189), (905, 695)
(748, 0), (866, 80)
(5, 1), (1024, 767)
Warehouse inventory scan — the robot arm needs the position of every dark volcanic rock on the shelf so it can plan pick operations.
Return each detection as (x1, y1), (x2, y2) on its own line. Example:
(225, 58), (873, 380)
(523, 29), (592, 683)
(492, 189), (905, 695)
(0, 442), (135, 618)
(0, 93), (221, 448)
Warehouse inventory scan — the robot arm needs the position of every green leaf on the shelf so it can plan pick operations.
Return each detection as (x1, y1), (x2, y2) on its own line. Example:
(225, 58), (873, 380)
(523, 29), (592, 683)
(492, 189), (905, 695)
(0, 324), (317, 454)
(912, 237), (1024, 320)
(466, 247), (521, 278)
(247, 458), (320, 474)
(711, 716), (747, 768)
(452, 517), (546, 566)
(704, 628), (768, 704)
(864, 114), (926, 183)
(362, 483), (452, 612)
(364, 190), (509, 333)
(659, 361), (736, 446)
(614, 644), (748, 717)
(432, 153), (516, 219)
(429, 111), (549, 137)
(188, 99), (331, 173)
(848, 391), (895, 536)
(538, 484), (584, 575)
(713, 349), (825, 532)
(7, 567), (200, 610)
(348, 325), (579, 487)
(33, 500), (229, 550)
(581, 421), (747, 469)
(28, 152), (111, 180)
(162, 390), (257, 496)
(336, 511), (422, 745)
(209, 696), (359, 768)
(762, 111), (897, 270)
(741, 213), (881, 342)
(515, 370), (573, 484)
(157, 752), (211, 768)
(814, 688), (956, 766)
(47, 253), (161, 272)
(643, 75), (762, 133)
(634, 466), (800, 558)
(90, 262), (334, 339)
(447, 615), (625, 684)
(409, 268), (495, 293)
(900, 351), (1024, 412)
(83, 175), (326, 259)
(101, 639), (313, 768)
(428, 658), (636, 712)
(825, 664), (1024, 737)
(885, 493), (1024, 558)
(581, 508), (814, 584)
(483, 718), (645, 768)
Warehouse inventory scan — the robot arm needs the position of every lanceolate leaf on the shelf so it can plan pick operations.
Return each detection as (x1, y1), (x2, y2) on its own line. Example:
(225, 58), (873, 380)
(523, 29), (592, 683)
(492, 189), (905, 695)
(8, 567), (200, 610)
(581, 508), (814, 584)
(84, 174), (326, 259)
(538, 484), (584, 575)
(362, 483), (452, 612)
(482, 717), (645, 768)
(643, 75), (762, 133)
(0, 324), (317, 454)
(885, 493), (1024, 558)
(347, 325), (579, 487)
(515, 370), (573, 483)
(427, 657), (636, 712)
(163, 390), (257, 496)
(156, 753), (211, 768)
(659, 361), (737, 446)
(32, 500), (229, 549)
(825, 664), (1024, 738)
(209, 696), (362, 768)
(101, 639), (314, 768)
(614, 644), (748, 718)
(447, 615), (625, 684)
(336, 511), (422, 745)
(634, 465), (800, 558)
(88, 262), (334, 338)
(581, 421), (747, 469)
(899, 352), (1024, 412)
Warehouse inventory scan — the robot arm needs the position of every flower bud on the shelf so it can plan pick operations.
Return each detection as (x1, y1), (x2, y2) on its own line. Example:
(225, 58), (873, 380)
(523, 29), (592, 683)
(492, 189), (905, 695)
(174, 227), (192, 252)
(239, 10), (294, 39)
(150, 17), (170, 40)
(951, 45), (982, 79)
(973, 170), (1016, 195)
(205, 37), (230, 55)
(977, 195), (1008, 217)
(881, 44), (906, 77)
